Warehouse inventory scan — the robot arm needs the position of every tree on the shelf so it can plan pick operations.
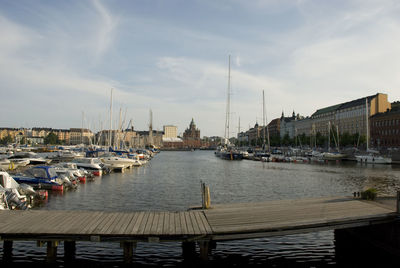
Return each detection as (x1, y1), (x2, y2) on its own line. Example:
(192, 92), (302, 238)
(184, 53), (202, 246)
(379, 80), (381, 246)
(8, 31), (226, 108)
(0, 135), (13, 145)
(44, 132), (59, 145)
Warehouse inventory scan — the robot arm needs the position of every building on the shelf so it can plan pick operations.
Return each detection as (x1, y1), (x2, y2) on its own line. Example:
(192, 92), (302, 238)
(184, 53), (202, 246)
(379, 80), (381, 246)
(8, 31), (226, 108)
(163, 125), (178, 139)
(294, 117), (313, 137)
(311, 93), (391, 136)
(280, 111), (303, 139)
(267, 118), (281, 138)
(370, 107), (400, 149)
(247, 123), (262, 146)
(69, 128), (94, 145)
(183, 119), (201, 148)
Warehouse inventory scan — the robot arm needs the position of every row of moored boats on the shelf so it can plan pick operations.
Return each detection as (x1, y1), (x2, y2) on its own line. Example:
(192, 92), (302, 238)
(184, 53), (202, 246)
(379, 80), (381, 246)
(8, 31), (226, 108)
(0, 148), (158, 210)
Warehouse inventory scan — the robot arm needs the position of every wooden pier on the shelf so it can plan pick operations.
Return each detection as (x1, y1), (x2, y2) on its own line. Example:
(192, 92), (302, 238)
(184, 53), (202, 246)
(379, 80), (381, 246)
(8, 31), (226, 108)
(0, 196), (398, 262)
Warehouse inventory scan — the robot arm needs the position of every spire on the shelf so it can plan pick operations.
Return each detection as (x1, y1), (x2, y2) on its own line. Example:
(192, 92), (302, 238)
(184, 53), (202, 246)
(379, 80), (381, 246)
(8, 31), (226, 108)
(281, 110), (284, 119)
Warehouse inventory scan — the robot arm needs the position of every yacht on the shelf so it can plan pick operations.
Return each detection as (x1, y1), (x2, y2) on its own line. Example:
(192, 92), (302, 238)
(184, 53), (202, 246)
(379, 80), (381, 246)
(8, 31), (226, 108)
(355, 153), (392, 164)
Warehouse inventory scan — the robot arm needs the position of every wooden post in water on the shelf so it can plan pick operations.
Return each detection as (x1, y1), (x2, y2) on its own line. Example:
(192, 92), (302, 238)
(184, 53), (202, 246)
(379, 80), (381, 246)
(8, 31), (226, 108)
(198, 241), (210, 261)
(3, 240), (13, 261)
(46, 241), (59, 263)
(64, 241), (76, 262)
(121, 242), (136, 263)
(182, 241), (196, 260)
(397, 191), (400, 214)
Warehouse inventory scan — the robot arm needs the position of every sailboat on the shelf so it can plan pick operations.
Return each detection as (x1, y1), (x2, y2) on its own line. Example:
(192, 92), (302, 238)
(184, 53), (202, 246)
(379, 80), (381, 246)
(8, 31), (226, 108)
(255, 90), (271, 161)
(355, 98), (391, 164)
(322, 121), (346, 161)
(215, 55), (243, 160)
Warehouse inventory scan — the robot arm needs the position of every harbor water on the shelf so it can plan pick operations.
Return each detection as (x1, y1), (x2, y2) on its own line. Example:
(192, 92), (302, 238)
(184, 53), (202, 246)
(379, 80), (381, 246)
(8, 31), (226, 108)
(3, 150), (400, 267)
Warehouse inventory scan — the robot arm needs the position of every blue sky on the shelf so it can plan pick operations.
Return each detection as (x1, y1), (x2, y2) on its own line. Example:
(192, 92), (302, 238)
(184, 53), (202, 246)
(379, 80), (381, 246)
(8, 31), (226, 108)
(1, 0), (400, 137)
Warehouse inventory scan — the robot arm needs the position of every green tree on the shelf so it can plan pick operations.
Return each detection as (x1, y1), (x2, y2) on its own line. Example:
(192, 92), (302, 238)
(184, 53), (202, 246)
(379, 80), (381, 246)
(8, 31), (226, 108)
(0, 135), (13, 145)
(44, 132), (59, 145)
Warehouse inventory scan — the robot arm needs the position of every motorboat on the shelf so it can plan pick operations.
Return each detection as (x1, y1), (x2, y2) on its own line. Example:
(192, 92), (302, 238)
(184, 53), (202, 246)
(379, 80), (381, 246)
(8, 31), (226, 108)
(100, 154), (137, 170)
(8, 158), (30, 169)
(8, 152), (51, 165)
(52, 162), (88, 183)
(0, 171), (34, 209)
(12, 166), (68, 191)
(0, 158), (11, 170)
(215, 146), (243, 160)
(72, 157), (105, 176)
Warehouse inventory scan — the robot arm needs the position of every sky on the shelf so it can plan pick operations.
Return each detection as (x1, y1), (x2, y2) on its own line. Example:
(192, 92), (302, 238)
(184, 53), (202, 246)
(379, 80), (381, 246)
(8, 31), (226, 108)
(1, 0), (400, 138)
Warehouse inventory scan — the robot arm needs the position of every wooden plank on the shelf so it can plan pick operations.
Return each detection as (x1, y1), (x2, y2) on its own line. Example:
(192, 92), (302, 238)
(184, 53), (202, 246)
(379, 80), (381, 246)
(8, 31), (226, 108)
(110, 212), (135, 235)
(190, 211), (203, 235)
(90, 212), (116, 234)
(143, 212), (155, 235)
(155, 212), (165, 235)
(50, 211), (85, 233)
(199, 211), (213, 234)
(167, 212), (175, 235)
(98, 213), (121, 234)
(21, 211), (67, 234)
(81, 212), (105, 234)
(193, 211), (207, 235)
(149, 212), (160, 234)
(184, 212), (195, 235)
(174, 212), (182, 235)
(118, 213), (138, 234)
(163, 212), (170, 235)
(136, 212), (150, 235)
(64, 211), (99, 234)
(179, 212), (188, 235)
(124, 212), (141, 235)
(130, 212), (146, 235)
(103, 213), (128, 234)
(2, 211), (47, 233)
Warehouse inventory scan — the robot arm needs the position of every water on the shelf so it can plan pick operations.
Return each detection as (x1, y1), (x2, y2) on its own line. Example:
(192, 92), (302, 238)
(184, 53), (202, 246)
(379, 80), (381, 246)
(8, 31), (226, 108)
(3, 151), (400, 266)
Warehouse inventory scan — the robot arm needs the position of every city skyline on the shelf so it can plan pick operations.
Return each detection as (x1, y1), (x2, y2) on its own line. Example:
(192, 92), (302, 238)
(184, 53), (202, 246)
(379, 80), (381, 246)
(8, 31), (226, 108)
(1, 0), (400, 137)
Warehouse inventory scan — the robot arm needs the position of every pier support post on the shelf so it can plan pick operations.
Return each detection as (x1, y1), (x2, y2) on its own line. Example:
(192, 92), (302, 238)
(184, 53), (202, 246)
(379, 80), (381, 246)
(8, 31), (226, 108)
(3, 240), (13, 261)
(121, 242), (136, 264)
(396, 191), (400, 214)
(46, 241), (58, 263)
(182, 241), (196, 260)
(64, 241), (76, 262)
(198, 241), (210, 261)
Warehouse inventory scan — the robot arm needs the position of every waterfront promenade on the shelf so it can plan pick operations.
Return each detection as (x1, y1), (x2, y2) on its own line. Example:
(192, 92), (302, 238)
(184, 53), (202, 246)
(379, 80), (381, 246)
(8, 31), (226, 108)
(0, 195), (398, 263)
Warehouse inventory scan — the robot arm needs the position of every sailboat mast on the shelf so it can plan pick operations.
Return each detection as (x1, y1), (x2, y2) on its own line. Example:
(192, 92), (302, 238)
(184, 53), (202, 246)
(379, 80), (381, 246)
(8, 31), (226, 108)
(328, 121), (331, 152)
(224, 55), (231, 144)
(238, 116), (241, 147)
(109, 88), (113, 149)
(262, 90), (266, 150)
(365, 98), (369, 151)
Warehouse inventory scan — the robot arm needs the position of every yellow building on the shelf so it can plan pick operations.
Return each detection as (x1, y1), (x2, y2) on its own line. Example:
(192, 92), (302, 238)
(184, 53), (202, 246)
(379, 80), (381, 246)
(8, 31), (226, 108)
(163, 125), (178, 139)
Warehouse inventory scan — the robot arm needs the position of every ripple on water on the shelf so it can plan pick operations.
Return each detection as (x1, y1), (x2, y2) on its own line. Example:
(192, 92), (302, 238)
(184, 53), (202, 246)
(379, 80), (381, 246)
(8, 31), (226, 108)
(5, 151), (400, 266)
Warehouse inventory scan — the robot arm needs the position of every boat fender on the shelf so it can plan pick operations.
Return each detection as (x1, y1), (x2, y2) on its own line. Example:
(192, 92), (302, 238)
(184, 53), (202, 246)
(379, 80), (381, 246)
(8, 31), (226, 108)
(204, 186), (211, 209)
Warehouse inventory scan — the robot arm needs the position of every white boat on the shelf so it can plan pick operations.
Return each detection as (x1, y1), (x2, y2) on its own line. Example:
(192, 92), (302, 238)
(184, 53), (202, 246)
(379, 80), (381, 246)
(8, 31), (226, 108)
(8, 158), (30, 168)
(8, 152), (51, 165)
(52, 163), (88, 183)
(0, 171), (30, 209)
(72, 157), (104, 176)
(355, 154), (392, 164)
(322, 152), (346, 161)
(0, 158), (11, 170)
(100, 154), (138, 170)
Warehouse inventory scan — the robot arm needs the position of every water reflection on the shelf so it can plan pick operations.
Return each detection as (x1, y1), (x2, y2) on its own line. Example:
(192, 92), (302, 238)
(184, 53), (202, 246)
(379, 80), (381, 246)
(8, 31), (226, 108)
(4, 151), (400, 266)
